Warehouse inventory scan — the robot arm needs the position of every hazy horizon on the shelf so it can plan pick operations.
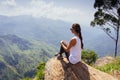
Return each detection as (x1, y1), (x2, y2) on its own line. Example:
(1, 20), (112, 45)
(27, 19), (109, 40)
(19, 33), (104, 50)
(0, 0), (95, 26)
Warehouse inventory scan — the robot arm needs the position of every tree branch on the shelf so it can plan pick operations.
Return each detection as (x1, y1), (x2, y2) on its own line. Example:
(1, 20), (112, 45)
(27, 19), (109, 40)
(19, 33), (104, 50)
(101, 27), (116, 41)
(105, 9), (118, 19)
(106, 22), (117, 30)
(111, 9), (118, 18)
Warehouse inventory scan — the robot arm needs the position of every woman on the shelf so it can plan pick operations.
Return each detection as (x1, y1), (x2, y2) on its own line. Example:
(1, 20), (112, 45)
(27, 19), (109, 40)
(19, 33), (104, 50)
(55, 23), (84, 64)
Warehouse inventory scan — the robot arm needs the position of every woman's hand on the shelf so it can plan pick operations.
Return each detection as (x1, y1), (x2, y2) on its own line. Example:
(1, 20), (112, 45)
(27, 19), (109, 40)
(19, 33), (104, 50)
(60, 40), (64, 44)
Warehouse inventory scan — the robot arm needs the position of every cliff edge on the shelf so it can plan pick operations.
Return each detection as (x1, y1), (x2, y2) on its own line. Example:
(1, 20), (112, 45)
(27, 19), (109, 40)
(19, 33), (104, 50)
(45, 57), (118, 80)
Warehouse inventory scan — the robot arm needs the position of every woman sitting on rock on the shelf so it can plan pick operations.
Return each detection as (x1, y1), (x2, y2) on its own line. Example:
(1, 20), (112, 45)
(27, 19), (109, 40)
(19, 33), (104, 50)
(55, 23), (84, 64)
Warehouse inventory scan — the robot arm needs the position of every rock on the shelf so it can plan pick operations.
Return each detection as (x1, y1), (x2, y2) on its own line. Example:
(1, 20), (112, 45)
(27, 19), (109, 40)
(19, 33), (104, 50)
(112, 70), (120, 79)
(45, 57), (118, 80)
(94, 56), (115, 67)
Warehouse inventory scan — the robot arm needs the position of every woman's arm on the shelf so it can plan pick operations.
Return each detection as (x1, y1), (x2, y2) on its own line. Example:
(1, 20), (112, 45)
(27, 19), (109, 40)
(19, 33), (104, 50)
(61, 38), (76, 52)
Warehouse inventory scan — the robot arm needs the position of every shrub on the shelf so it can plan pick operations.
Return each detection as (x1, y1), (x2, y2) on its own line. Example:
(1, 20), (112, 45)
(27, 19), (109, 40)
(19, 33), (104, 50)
(22, 77), (31, 80)
(36, 62), (46, 80)
(82, 49), (98, 65)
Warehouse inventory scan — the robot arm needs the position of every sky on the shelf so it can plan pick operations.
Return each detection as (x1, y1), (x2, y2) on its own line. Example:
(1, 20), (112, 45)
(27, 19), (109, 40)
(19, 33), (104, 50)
(0, 0), (96, 25)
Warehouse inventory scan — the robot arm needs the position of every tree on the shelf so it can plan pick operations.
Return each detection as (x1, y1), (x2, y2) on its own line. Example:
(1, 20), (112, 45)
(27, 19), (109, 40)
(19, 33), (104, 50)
(82, 49), (98, 65)
(91, 0), (120, 57)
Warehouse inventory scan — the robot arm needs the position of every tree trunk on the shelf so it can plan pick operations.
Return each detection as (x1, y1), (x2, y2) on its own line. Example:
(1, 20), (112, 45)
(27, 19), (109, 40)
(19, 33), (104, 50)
(115, 16), (120, 57)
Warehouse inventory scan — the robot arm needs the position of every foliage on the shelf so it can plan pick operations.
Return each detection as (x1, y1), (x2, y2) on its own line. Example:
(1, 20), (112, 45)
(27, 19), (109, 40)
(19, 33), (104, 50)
(82, 49), (98, 65)
(96, 57), (120, 73)
(22, 77), (31, 80)
(0, 34), (56, 80)
(91, 0), (120, 57)
(36, 62), (46, 80)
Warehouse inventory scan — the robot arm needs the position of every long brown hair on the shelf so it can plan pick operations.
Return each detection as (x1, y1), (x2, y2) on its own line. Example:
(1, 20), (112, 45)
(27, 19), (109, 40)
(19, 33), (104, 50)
(72, 23), (84, 49)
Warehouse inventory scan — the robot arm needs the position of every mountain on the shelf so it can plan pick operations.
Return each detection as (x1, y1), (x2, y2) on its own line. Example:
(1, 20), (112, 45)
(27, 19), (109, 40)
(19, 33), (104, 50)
(0, 34), (56, 80)
(0, 15), (120, 57)
(0, 15), (71, 46)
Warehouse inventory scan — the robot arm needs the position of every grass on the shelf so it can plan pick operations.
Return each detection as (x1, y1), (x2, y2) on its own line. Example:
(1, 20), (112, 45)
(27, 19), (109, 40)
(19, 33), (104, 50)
(96, 57), (120, 73)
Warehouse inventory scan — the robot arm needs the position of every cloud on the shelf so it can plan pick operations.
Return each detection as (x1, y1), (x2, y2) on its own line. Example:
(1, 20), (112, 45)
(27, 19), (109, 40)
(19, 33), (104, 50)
(0, 0), (91, 23)
(1, 0), (17, 6)
(29, 0), (84, 22)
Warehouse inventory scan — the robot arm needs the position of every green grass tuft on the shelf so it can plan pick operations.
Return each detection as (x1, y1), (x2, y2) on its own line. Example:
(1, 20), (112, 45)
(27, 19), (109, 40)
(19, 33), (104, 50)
(96, 57), (120, 73)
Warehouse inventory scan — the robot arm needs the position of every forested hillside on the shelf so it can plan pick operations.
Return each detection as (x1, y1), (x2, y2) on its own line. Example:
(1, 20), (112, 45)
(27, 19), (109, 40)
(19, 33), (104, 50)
(0, 34), (56, 80)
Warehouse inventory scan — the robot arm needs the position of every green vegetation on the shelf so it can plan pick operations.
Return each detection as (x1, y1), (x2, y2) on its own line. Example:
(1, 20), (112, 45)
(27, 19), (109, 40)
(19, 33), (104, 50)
(0, 34), (57, 80)
(23, 62), (46, 80)
(36, 62), (46, 80)
(96, 57), (120, 73)
(91, 0), (120, 57)
(82, 49), (98, 65)
(22, 77), (31, 80)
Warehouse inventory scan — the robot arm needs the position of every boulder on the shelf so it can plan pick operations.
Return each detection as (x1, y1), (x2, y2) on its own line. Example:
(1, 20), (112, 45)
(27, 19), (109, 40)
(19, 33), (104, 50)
(45, 57), (118, 80)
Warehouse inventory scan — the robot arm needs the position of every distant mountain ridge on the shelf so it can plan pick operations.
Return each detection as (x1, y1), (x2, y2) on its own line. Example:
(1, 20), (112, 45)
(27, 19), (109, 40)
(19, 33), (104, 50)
(0, 34), (32, 50)
(0, 34), (56, 80)
(0, 15), (120, 56)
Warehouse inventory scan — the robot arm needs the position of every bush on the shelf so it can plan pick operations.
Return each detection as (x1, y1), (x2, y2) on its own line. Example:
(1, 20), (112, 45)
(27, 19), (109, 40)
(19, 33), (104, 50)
(22, 77), (31, 80)
(82, 49), (98, 65)
(36, 62), (46, 80)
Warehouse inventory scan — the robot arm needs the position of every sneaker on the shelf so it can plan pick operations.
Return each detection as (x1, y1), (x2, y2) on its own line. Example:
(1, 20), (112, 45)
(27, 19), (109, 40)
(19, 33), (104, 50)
(55, 53), (63, 59)
(54, 53), (59, 56)
(57, 55), (63, 60)
(54, 53), (63, 57)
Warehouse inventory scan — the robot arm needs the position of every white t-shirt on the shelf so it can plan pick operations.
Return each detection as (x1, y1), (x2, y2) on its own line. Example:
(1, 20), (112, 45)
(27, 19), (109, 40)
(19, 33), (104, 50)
(69, 36), (81, 64)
